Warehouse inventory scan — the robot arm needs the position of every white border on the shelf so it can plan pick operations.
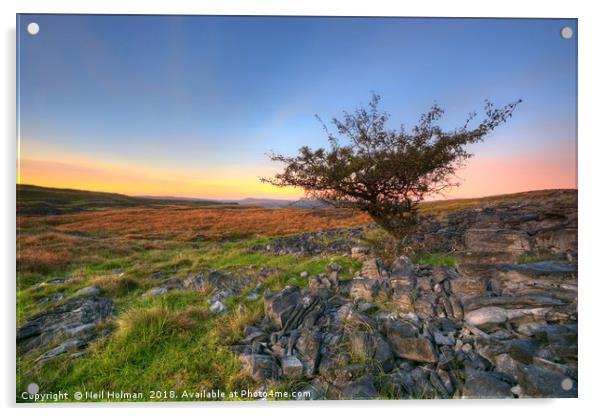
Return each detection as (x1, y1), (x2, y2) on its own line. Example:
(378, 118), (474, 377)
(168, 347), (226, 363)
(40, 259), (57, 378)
(2, 1), (600, 415)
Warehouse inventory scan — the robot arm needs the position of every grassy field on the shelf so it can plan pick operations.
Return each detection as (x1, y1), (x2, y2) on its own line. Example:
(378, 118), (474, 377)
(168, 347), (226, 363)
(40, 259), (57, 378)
(16, 188), (374, 401)
(16, 186), (574, 401)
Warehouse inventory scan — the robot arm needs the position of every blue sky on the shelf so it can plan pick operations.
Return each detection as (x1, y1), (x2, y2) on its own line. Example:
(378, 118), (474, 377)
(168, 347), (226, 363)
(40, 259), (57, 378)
(17, 15), (577, 198)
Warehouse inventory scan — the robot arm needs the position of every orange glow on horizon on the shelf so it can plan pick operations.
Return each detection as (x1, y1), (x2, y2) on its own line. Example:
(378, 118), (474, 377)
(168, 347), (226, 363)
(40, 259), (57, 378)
(18, 158), (305, 200)
(18, 148), (576, 201)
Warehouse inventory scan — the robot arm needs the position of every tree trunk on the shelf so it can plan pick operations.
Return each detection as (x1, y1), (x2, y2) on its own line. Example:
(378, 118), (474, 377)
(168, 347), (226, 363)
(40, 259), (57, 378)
(365, 203), (418, 242)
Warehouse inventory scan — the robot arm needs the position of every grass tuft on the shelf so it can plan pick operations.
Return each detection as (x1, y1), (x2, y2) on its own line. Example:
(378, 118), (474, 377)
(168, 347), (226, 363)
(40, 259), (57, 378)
(411, 252), (455, 267)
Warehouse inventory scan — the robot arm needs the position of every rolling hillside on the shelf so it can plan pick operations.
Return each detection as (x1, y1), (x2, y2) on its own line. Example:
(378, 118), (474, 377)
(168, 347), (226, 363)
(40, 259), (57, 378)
(17, 184), (230, 215)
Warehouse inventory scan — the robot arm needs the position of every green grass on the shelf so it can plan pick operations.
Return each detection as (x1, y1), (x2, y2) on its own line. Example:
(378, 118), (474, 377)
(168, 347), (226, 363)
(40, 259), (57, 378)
(15, 205), (460, 403)
(15, 208), (453, 402)
(411, 252), (455, 267)
(18, 277), (260, 401)
(516, 252), (560, 264)
(16, 224), (364, 402)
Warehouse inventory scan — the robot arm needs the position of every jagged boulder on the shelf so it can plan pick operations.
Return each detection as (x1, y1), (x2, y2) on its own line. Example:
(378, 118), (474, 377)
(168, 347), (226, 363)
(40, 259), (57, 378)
(517, 363), (577, 397)
(295, 328), (322, 377)
(281, 355), (304, 380)
(360, 258), (386, 279)
(464, 228), (531, 256)
(450, 277), (487, 299)
(239, 354), (281, 381)
(383, 319), (438, 363)
(336, 374), (379, 400)
(391, 256), (414, 278)
(264, 285), (302, 329)
(461, 368), (513, 398)
(350, 278), (382, 302)
(464, 306), (549, 330)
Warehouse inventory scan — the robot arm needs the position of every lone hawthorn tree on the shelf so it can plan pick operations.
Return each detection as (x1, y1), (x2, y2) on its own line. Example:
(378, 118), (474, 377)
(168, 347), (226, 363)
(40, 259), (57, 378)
(262, 94), (521, 240)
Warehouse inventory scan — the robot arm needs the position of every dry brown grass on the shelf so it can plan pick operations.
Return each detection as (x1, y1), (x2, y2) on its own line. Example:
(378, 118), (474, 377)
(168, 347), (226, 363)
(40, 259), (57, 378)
(17, 246), (73, 273)
(17, 230), (139, 275)
(20, 206), (372, 241)
(419, 188), (576, 216)
(17, 232), (79, 272)
(17, 190), (575, 276)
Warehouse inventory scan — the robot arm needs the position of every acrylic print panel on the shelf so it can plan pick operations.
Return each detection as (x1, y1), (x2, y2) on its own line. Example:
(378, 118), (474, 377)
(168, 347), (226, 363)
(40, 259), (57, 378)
(16, 14), (577, 402)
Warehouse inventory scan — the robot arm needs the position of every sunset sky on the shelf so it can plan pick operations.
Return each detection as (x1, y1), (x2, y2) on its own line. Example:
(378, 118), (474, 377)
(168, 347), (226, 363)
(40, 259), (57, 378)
(17, 15), (577, 200)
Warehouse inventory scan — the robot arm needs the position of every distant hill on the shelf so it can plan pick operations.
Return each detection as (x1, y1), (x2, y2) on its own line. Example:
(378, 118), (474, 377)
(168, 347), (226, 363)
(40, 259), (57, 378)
(288, 198), (329, 208)
(227, 197), (328, 208)
(17, 184), (577, 217)
(233, 198), (296, 208)
(17, 184), (229, 215)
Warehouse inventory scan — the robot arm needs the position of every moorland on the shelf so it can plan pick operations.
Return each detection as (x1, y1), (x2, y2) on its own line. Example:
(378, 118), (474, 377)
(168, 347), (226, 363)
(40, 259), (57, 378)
(16, 185), (578, 401)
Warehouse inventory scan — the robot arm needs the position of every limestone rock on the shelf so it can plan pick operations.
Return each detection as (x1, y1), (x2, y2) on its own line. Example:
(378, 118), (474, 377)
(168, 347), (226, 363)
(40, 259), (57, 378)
(461, 368), (513, 398)
(74, 285), (101, 297)
(450, 277), (487, 299)
(361, 258), (385, 279)
(253, 227), (365, 256)
(146, 287), (168, 296)
(326, 261), (342, 273)
(209, 300), (227, 314)
(385, 320), (437, 363)
(295, 328), (321, 377)
(38, 292), (64, 304)
(351, 245), (370, 260)
(391, 256), (414, 278)
(495, 353), (520, 381)
(35, 335), (92, 363)
(432, 266), (459, 284)
(336, 374), (379, 400)
(35, 276), (71, 288)
(508, 338), (540, 364)
(464, 228), (531, 257)
(264, 285), (302, 329)
(17, 295), (114, 353)
(464, 306), (548, 330)
(281, 355), (304, 380)
(350, 279), (381, 302)
(462, 294), (564, 311)
(517, 364), (577, 398)
(239, 354), (281, 381)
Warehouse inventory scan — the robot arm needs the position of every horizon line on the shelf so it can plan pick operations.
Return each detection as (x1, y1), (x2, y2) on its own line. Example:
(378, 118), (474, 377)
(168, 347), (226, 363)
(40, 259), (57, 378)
(16, 182), (578, 203)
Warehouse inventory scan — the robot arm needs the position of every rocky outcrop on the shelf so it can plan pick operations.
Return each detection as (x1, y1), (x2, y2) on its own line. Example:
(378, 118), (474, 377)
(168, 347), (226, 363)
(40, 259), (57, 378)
(423, 190), (575, 269)
(183, 269), (247, 313)
(251, 227), (368, 256)
(235, 240), (577, 399)
(17, 295), (115, 360)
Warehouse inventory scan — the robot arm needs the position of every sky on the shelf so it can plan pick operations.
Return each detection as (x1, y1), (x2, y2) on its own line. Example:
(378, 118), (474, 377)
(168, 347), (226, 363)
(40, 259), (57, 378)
(17, 15), (577, 200)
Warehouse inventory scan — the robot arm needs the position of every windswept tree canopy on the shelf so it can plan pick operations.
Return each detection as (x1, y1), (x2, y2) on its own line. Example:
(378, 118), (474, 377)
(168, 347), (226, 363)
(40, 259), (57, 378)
(262, 94), (521, 238)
